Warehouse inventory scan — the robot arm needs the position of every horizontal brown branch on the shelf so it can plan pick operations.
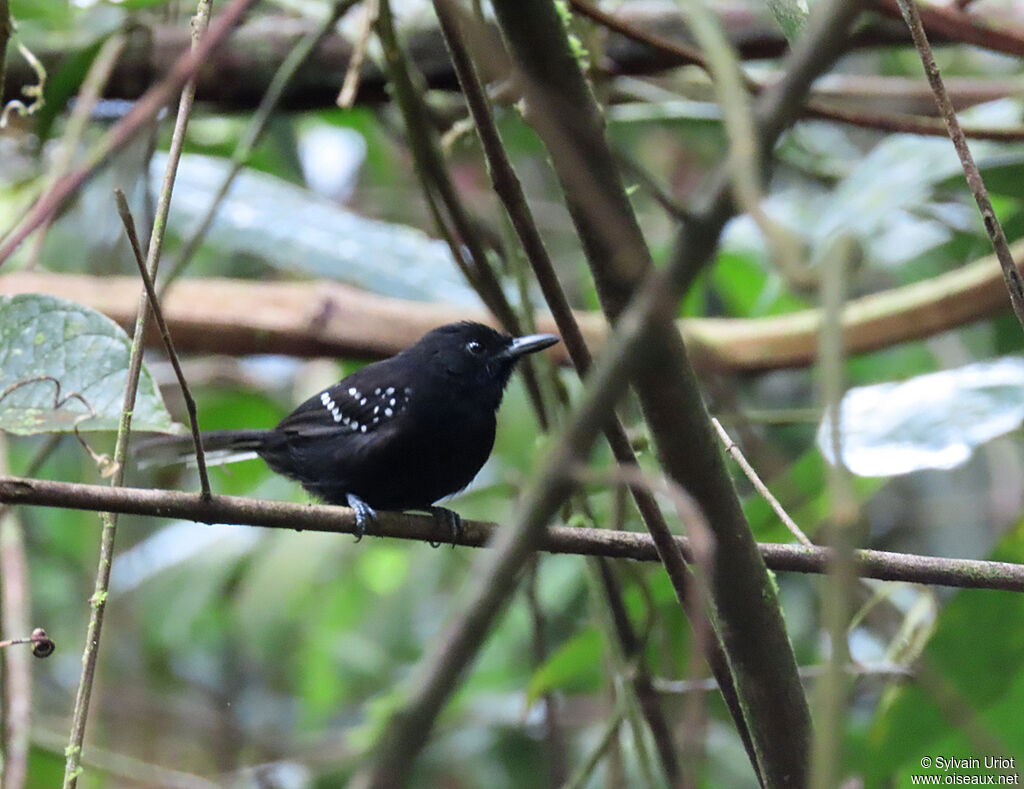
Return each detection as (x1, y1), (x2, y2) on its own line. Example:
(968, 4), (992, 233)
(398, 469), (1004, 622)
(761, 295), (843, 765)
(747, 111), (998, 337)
(0, 474), (1021, 591)
(0, 7), (965, 113)
(875, 0), (1024, 60)
(1, 249), (1021, 370)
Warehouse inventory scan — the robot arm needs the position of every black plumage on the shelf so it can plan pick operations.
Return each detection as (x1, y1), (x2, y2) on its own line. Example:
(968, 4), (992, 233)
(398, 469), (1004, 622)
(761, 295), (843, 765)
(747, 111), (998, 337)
(141, 322), (558, 538)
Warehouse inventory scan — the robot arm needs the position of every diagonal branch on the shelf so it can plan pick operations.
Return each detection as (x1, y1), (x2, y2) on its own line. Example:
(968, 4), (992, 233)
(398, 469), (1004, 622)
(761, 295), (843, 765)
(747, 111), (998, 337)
(894, 0), (1024, 334)
(489, 0), (867, 783)
(114, 190), (211, 499)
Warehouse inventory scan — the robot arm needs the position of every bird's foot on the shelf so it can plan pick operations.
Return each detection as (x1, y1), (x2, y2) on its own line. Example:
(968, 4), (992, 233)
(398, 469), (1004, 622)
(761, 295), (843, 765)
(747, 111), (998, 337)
(428, 506), (462, 548)
(346, 493), (378, 542)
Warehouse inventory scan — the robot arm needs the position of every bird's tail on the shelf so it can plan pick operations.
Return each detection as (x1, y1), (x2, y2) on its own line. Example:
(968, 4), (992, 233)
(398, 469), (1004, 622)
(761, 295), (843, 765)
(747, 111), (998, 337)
(134, 429), (271, 469)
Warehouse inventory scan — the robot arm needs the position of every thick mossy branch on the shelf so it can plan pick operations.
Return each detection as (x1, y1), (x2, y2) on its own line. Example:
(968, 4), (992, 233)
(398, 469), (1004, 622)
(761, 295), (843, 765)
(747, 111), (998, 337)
(492, 1), (813, 785)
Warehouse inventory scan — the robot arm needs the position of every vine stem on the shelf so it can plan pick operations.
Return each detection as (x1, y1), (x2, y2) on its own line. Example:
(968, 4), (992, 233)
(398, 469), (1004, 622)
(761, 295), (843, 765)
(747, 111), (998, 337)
(0, 473), (1021, 590)
(114, 189), (211, 499)
(895, 0), (1024, 334)
(62, 3), (211, 786)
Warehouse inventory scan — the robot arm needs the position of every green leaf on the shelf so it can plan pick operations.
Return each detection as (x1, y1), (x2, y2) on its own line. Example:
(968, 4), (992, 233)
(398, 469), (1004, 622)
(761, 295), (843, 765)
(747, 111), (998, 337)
(937, 152), (1024, 199)
(33, 35), (110, 144)
(9, 0), (71, 24)
(0, 293), (178, 434)
(525, 626), (604, 707)
(766, 0), (808, 40)
(861, 529), (1024, 783)
(161, 153), (479, 304)
(712, 250), (808, 318)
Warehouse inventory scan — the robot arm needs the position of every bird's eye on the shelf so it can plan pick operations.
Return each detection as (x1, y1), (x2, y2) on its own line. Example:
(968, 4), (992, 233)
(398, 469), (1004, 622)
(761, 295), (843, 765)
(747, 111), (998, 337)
(466, 340), (484, 355)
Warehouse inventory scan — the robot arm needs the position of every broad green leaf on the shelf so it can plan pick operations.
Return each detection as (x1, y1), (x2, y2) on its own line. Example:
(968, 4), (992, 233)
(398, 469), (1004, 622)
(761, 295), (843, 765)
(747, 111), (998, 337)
(33, 35), (110, 144)
(525, 626), (604, 707)
(766, 0), (808, 40)
(763, 128), (1024, 271)
(952, 156), (1024, 199)
(711, 250), (808, 318)
(819, 357), (1024, 477)
(0, 293), (178, 434)
(9, 0), (72, 24)
(158, 153), (480, 304)
(860, 529), (1024, 784)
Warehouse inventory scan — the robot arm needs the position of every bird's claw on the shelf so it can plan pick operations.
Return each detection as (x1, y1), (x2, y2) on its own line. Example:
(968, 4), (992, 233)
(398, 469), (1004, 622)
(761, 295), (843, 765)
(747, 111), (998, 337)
(347, 494), (378, 542)
(428, 506), (462, 549)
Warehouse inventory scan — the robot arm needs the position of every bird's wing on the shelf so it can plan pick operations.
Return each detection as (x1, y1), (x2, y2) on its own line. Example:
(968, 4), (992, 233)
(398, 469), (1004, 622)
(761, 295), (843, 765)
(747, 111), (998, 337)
(275, 364), (414, 440)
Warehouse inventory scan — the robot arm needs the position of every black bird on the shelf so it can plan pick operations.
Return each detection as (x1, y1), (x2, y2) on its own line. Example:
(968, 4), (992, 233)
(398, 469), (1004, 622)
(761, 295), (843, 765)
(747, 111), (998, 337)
(141, 322), (558, 540)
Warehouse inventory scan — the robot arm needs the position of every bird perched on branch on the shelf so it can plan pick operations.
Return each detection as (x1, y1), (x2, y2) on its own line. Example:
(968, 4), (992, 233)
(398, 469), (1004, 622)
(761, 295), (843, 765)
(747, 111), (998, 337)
(139, 322), (559, 541)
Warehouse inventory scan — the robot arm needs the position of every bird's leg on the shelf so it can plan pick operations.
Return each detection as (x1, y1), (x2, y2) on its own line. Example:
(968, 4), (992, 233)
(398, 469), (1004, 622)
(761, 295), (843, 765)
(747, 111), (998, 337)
(346, 493), (378, 542)
(428, 506), (462, 548)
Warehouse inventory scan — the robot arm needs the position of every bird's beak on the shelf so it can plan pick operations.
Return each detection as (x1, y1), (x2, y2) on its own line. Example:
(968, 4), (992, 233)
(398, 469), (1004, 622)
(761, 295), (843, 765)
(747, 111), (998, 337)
(501, 333), (559, 359)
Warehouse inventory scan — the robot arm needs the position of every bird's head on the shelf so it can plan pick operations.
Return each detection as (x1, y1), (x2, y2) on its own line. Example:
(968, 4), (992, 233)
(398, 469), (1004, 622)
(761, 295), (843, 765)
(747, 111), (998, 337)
(408, 321), (558, 404)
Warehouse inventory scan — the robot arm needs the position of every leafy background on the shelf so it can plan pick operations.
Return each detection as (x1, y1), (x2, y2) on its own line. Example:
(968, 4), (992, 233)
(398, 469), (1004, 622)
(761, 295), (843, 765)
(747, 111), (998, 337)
(2, 0), (1024, 787)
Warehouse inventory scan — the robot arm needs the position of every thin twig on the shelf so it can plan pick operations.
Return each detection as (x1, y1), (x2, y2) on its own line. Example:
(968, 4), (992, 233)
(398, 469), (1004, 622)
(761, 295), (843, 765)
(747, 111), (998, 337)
(0, 434), (60, 789)
(0, 38), (44, 128)
(810, 234), (859, 789)
(41, 33), (127, 191)
(613, 151), (691, 221)
(0, 474), (1023, 591)
(62, 4), (212, 786)
(0, 629), (53, 656)
(113, 189), (210, 499)
(557, 704), (625, 789)
(894, 0), (1024, 335)
(805, 102), (1024, 143)
(712, 417), (813, 547)
(0, 440), (31, 789)
(337, 0), (377, 108)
